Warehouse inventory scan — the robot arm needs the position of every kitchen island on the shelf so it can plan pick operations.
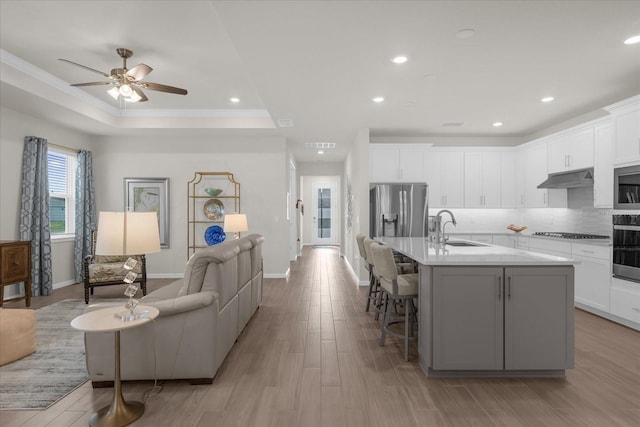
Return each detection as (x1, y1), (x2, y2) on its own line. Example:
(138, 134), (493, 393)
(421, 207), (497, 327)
(376, 237), (577, 378)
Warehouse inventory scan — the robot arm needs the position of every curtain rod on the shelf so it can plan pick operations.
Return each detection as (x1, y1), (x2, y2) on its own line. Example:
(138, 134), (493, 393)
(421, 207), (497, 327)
(48, 142), (81, 153)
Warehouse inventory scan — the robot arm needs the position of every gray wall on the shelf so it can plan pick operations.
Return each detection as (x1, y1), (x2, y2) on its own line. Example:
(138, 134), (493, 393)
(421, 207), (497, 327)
(0, 106), (293, 293)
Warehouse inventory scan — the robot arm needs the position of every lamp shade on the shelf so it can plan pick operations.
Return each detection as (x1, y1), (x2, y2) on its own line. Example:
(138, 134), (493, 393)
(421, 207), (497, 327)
(95, 211), (161, 255)
(223, 214), (248, 233)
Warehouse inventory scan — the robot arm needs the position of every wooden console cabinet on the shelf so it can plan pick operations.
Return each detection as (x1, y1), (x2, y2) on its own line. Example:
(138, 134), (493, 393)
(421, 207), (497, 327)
(0, 240), (31, 307)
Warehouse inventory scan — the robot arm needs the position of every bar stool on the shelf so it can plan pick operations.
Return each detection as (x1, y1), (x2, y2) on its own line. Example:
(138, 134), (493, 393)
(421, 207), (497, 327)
(363, 237), (384, 320)
(370, 242), (418, 361)
(356, 234), (378, 313)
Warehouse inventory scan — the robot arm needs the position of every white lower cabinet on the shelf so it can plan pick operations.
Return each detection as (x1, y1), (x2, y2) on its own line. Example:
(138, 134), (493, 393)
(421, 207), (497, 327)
(470, 234), (493, 244)
(610, 278), (640, 325)
(572, 243), (611, 312)
(528, 238), (571, 258)
(492, 235), (516, 248)
(432, 266), (573, 371)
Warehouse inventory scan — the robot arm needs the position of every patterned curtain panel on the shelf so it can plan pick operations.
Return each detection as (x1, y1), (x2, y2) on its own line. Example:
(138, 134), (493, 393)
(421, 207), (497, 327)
(74, 150), (96, 282)
(19, 136), (53, 296)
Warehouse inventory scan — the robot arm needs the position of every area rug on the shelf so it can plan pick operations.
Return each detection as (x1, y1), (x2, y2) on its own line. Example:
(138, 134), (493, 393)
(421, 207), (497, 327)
(0, 299), (90, 410)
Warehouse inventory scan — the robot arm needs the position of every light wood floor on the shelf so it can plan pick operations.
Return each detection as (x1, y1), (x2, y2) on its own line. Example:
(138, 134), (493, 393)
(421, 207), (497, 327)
(2, 246), (639, 426)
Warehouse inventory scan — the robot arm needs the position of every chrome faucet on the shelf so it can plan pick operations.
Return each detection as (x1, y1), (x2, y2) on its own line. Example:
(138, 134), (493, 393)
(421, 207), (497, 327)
(435, 209), (457, 244)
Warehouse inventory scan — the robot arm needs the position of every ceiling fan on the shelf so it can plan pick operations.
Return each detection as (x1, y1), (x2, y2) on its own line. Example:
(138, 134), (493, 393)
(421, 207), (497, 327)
(58, 48), (188, 103)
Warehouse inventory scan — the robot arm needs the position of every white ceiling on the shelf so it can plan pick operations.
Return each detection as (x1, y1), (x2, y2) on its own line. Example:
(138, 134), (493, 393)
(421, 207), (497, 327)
(1, 1), (639, 162)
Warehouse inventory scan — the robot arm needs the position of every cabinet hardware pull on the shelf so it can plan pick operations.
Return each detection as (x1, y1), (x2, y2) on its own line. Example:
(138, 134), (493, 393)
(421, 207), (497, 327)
(498, 276), (502, 300)
(580, 250), (595, 254)
(507, 276), (511, 299)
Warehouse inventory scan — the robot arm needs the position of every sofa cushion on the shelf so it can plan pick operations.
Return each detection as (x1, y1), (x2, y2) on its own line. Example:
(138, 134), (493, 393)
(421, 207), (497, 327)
(88, 261), (143, 284)
(247, 234), (264, 278)
(231, 238), (253, 290)
(180, 242), (240, 296)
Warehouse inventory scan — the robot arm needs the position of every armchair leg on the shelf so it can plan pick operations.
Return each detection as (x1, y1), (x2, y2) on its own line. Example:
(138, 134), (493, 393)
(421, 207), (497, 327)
(141, 280), (147, 296)
(84, 286), (90, 304)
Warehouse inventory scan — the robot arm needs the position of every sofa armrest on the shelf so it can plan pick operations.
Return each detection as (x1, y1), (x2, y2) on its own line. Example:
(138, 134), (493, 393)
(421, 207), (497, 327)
(143, 291), (218, 317)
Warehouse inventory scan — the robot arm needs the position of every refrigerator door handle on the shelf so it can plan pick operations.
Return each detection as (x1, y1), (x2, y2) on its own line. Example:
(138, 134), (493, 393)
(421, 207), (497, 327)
(399, 189), (405, 236)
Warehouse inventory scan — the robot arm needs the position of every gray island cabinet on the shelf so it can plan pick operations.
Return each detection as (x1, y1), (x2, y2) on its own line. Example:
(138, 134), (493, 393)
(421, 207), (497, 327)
(376, 237), (576, 378)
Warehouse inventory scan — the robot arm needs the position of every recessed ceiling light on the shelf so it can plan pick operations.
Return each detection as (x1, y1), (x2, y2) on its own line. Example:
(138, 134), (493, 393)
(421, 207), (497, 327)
(624, 34), (640, 45)
(317, 150), (324, 155)
(372, 97), (385, 103)
(229, 97), (240, 103)
(541, 96), (555, 103)
(493, 122), (503, 127)
(456, 29), (476, 39)
(391, 56), (408, 64)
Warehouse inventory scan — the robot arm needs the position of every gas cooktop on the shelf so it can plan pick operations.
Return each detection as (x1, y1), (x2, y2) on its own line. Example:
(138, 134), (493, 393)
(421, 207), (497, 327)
(532, 232), (610, 239)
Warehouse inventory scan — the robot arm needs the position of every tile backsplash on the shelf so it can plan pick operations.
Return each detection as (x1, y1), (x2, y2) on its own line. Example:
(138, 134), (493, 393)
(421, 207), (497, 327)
(429, 207), (612, 236)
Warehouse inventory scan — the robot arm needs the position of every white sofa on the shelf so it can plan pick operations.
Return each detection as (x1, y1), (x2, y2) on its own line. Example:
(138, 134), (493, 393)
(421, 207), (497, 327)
(83, 233), (264, 386)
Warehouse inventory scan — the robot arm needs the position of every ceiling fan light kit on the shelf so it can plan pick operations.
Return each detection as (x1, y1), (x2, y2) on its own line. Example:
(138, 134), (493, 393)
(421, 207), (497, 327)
(59, 47), (187, 103)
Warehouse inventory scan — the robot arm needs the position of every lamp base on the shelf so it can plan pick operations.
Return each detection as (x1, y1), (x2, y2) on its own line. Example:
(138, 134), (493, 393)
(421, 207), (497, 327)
(89, 400), (144, 427)
(113, 309), (151, 322)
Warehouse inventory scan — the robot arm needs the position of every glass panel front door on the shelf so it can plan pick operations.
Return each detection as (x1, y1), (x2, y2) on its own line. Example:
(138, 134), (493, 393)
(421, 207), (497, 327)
(317, 188), (331, 238)
(311, 182), (338, 245)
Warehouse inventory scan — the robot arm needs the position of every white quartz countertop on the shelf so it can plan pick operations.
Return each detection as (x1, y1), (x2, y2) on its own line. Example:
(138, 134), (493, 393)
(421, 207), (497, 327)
(376, 237), (577, 266)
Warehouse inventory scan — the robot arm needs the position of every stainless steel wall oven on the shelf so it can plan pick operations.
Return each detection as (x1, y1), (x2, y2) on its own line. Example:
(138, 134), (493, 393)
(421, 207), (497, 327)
(614, 164), (640, 210)
(613, 214), (640, 282)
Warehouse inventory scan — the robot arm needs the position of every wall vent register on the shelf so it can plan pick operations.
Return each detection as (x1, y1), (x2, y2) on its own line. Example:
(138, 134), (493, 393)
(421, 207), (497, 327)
(533, 232), (609, 239)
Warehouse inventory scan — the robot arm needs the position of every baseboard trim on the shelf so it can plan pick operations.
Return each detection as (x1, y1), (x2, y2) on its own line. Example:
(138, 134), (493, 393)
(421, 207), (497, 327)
(264, 272), (289, 279)
(148, 273), (184, 279)
(343, 255), (369, 287)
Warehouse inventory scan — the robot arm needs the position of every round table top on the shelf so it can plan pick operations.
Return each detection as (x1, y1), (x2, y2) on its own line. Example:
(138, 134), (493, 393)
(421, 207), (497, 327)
(71, 305), (159, 333)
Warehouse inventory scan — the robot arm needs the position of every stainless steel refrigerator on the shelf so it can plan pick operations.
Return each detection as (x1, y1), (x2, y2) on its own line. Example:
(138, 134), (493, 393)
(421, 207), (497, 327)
(370, 183), (429, 237)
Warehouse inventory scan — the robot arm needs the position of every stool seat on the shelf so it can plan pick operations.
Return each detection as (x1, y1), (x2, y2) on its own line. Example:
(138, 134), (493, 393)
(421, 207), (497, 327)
(0, 308), (36, 366)
(381, 273), (418, 296)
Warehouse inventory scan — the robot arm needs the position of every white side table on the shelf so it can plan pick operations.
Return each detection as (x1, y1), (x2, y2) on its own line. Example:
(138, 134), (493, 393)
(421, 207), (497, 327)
(72, 305), (159, 427)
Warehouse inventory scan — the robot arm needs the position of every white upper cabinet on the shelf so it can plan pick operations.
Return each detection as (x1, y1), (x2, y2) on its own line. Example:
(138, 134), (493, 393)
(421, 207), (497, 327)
(369, 144), (427, 182)
(593, 121), (614, 208)
(501, 151), (516, 208)
(515, 149), (526, 208)
(425, 149), (464, 208)
(605, 95), (640, 165)
(398, 148), (425, 181)
(370, 145), (400, 182)
(613, 104), (640, 165)
(464, 151), (501, 208)
(523, 142), (550, 207)
(548, 127), (594, 173)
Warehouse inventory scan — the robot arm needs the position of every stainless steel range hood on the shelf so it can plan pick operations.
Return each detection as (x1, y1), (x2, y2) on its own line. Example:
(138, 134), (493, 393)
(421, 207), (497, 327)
(537, 168), (594, 189)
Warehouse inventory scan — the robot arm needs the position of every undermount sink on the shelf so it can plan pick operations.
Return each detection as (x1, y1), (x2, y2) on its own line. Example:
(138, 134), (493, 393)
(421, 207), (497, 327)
(445, 240), (485, 247)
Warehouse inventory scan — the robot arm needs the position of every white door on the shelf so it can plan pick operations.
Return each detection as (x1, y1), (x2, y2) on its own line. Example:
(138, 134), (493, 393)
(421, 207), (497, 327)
(311, 182), (338, 245)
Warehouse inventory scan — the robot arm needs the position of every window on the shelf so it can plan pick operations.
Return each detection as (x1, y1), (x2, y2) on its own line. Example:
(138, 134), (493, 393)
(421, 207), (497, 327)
(48, 149), (76, 237)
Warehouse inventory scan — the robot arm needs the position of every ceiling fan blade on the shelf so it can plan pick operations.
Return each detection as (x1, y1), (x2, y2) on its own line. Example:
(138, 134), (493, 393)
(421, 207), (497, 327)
(140, 81), (187, 95)
(126, 63), (153, 81)
(132, 86), (149, 102)
(70, 81), (112, 87)
(58, 58), (111, 78)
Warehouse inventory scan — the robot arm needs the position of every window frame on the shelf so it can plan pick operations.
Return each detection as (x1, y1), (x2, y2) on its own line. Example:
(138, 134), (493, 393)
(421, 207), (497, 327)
(48, 147), (77, 241)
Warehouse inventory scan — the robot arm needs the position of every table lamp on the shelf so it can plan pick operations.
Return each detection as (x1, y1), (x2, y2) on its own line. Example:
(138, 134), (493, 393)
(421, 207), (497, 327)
(95, 211), (161, 321)
(223, 213), (248, 239)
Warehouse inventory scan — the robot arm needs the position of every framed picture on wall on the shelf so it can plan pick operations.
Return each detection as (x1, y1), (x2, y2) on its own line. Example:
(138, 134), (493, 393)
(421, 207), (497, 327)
(124, 177), (170, 248)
